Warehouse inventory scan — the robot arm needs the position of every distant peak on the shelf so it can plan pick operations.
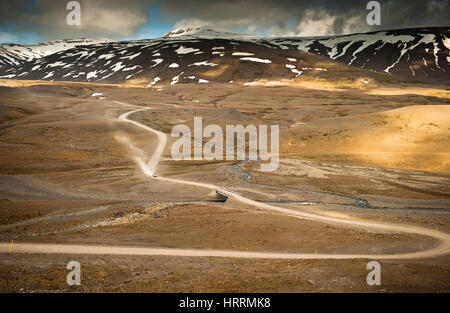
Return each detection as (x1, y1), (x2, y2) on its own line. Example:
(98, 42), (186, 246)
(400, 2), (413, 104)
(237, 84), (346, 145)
(39, 38), (117, 46)
(163, 26), (253, 39)
(164, 26), (207, 38)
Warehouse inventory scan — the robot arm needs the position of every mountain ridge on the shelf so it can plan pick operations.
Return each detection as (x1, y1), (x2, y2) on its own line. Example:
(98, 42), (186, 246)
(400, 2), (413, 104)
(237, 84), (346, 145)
(0, 27), (448, 85)
(0, 38), (116, 69)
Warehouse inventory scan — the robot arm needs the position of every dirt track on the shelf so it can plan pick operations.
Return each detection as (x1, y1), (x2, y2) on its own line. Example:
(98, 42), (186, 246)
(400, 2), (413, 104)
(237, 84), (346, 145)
(1, 100), (449, 260)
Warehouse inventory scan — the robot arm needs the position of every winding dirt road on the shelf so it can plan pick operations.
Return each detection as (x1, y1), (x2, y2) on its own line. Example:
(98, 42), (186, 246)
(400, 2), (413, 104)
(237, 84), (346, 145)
(1, 101), (449, 260)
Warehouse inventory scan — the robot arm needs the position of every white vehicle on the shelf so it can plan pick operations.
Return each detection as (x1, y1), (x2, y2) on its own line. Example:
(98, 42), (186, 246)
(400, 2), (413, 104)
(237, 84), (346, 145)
(152, 173), (158, 178)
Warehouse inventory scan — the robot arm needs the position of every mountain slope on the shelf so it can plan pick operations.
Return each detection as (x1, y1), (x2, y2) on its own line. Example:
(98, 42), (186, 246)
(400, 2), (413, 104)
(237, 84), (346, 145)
(0, 27), (448, 84)
(0, 38), (115, 71)
(0, 37), (399, 86)
(167, 26), (449, 83)
(264, 27), (449, 83)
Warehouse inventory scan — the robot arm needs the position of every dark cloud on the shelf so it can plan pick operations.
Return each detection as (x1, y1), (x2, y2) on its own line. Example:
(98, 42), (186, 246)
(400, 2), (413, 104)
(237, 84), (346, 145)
(0, 0), (150, 41)
(158, 0), (450, 36)
(0, 0), (448, 42)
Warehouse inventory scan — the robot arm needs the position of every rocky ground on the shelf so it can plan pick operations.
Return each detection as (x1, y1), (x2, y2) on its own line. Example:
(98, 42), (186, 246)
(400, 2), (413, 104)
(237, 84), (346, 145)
(0, 79), (449, 292)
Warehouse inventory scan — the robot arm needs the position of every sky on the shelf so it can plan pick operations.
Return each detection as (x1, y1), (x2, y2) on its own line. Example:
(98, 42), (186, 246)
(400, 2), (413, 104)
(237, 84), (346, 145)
(0, 0), (449, 44)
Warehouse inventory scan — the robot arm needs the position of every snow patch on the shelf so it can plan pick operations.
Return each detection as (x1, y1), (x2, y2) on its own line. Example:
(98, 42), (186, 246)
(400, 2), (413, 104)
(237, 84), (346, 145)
(188, 61), (218, 67)
(123, 65), (140, 71)
(232, 52), (254, 56)
(87, 71), (98, 79)
(42, 72), (54, 79)
(110, 62), (126, 72)
(240, 57), (272, 63)
(151, 59), (164, 67)
(147, 77), (161, 87)
(46, 61), (66, 68)
(171, 72), (183, 85)
(175, 46), (200, 54)
(121, 52), (141, 60)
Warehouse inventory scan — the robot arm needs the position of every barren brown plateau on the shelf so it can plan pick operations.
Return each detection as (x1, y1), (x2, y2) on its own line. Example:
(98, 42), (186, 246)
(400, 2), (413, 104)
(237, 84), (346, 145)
(0, 78), (449, 292)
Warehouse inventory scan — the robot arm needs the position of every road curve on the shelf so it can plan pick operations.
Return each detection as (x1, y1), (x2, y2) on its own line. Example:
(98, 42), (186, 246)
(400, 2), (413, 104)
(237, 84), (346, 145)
(0, 241), (447, 260)
(1, 101), (449, 260)
(118, 108), (167, 175)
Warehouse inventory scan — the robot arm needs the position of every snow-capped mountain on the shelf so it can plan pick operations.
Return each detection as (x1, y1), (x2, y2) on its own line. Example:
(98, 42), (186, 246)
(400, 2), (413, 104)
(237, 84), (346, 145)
(265, 27), (449, 80)
(167, 26), (449, 81)
(0, 27), (448, 84)
(164, 26), (256, 40)
(0, 38), (116, 70)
